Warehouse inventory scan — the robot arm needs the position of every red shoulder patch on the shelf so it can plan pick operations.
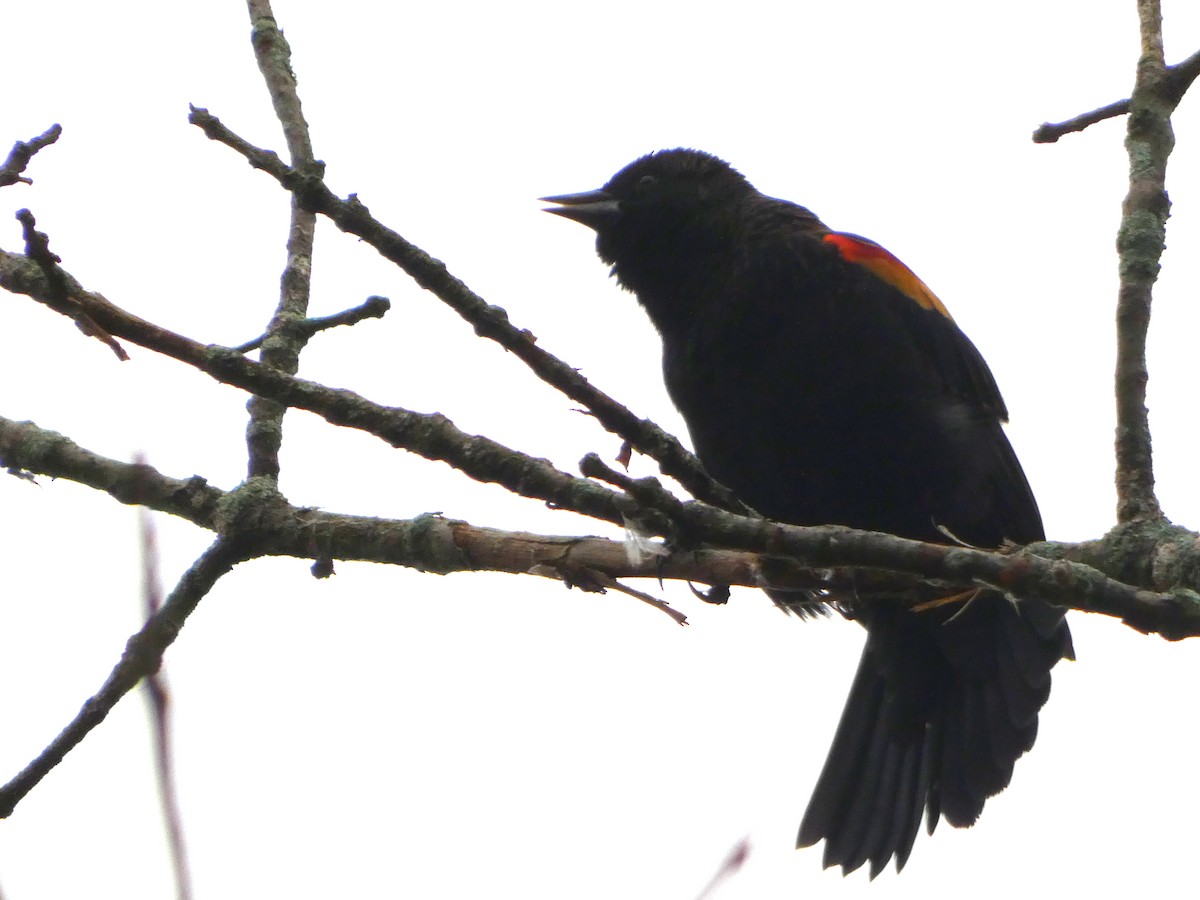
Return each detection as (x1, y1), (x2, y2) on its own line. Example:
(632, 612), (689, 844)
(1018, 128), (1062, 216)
(823, 232), (953, 321)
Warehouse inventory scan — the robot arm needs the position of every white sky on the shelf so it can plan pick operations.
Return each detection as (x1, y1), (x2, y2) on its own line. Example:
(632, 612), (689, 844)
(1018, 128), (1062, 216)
(3, 2), (1200, 897)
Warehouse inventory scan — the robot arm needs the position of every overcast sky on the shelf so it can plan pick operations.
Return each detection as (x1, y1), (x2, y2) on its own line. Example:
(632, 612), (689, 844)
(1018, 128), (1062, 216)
(4, 2), (1200, 897)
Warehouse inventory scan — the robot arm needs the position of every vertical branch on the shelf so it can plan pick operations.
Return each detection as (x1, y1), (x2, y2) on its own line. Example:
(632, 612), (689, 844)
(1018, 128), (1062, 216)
(244, 0), (319, 479)
(1114, 0), (1176, 523)
(247, 1), (313, 164)
(138, 488), (193, 900)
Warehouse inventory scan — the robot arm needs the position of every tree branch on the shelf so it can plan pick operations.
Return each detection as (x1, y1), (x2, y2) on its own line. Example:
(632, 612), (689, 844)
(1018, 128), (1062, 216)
(0, 417), (222, 524)
(3, 413), (1199, 641)
(15, 209), (128, 361)
(185, 106), (752, 516)
(1112, 0), (1179, 523)
(1032, 47), (1200, 143)
(243, 0), (320, 480)
(1037, 12), (1195, 524)
(0, 124), (61, 187)
(0, 249), (640, 530)
(1033, 99), (1130, 144)
(0, 537), (246, 817)
(137, 497), (193, 900)
(231, 295), (390, 353)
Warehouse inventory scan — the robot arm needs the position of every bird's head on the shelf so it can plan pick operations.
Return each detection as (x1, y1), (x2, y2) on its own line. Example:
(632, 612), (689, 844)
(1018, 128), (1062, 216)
(542, 149), (754, 284)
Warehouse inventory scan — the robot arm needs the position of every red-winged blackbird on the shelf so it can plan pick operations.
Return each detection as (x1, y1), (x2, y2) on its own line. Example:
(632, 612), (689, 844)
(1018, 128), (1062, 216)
(543, 149), (1074, 877)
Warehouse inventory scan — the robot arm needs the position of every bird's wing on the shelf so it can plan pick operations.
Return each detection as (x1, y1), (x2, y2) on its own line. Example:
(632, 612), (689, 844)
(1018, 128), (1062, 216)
(823, 231), (1010, 422)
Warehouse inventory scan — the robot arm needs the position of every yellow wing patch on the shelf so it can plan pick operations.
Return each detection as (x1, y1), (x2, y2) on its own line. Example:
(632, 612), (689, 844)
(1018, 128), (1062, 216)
(823, 232), (953, 321)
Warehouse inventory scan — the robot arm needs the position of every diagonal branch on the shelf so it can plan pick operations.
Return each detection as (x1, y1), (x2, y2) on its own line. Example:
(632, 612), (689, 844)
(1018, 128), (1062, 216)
(0, 538), (246, 817)
(186, 106), (752, 516)
(1032, 99), (1130, 144)
(0, 248), (639, 530)
(0, 124), (62, 187)
(16, 210), (128, 361)
(0, 417), (223, 524)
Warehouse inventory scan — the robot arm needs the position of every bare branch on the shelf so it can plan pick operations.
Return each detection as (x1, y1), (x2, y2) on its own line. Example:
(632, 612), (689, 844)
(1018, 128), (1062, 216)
(1034, 17), (1198, 525)
(1112, 0), (1179, 523)
(232, 295), (391, 353)
(3, 413), (1198, 642)
(0, 124), (62, 187)
(695, 839), (750, 900)
(0, 249), (637, 530)
(0, 417), (222, 524)
(557, 568), (690, 625)
(243, 0), (320, 480)
(248, 0), (313, 163)
(137, 492), (193, 900)
(15, 209), (128, 361)
(0, 538), (245, 818)
(1033, 99), (1130, 144)
(186, 106), (752, 516)
(1033, 47), (1200, 143)
(1161, 46), (1200, 102)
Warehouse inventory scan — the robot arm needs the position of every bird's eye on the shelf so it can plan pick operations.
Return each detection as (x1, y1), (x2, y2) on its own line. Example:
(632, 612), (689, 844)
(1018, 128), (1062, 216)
(635, 174), (657, 192)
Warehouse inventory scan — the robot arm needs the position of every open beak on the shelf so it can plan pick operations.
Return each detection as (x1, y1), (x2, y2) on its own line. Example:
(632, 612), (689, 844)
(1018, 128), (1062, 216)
(540, 189), (622, 230)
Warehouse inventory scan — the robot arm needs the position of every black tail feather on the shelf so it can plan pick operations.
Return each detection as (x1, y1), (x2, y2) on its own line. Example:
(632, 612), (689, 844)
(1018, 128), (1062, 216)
(797, 592), (1070, 875)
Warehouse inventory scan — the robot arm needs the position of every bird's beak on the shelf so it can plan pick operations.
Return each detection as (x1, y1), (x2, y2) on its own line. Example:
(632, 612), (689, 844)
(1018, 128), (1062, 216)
(540, 189), (622, 230)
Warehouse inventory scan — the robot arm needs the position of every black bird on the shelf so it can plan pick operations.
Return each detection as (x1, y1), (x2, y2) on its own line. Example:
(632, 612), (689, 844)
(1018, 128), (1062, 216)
(543, 149), (1073, 877)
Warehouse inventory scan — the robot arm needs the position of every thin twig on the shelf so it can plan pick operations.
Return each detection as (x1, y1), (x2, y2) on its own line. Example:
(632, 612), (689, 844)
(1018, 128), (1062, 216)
(695, 839), (750, 900)
(1033, 47), (1200, 143)
(136, 471), (194, 900)
(0, 539), (245, 818)
(0, 124), (62, 187)
(1033, 99), (1130, 143)
(1161, 47), (1200, 102)
(232, 295), (390, 354)
(15, 209), (128, 361)
(547, 564), (689, 625)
